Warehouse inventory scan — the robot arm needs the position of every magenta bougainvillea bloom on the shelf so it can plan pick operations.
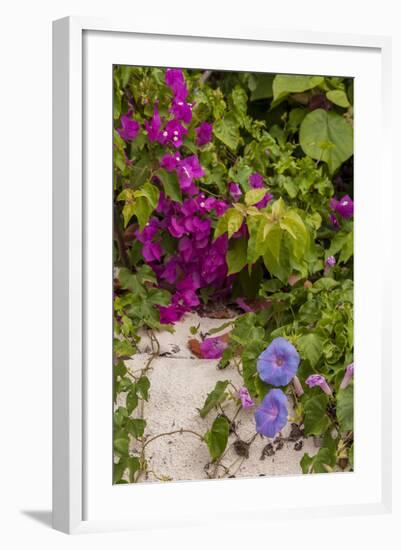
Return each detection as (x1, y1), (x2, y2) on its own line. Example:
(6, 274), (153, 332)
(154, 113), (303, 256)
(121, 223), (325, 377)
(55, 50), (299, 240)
(200, 336), (228, 359)
(176, 155), (205, 191)
(229, 182), (242, 202)
(195, 122), (213, 146)
(257, 337), (300, 386)
(141, 241), (163, 262)
(160, 119), (188, 148)
(340, 362), (354, 390)
(254, 389), (288, 438)
(165, 68), (188, 100)
(117, 111), (140, 141)
(238, 387), (254, 409)
(170, 99), (193, 124)
(330, 195), (354, 219)
(144, 104), (162, 142)
(249, 172), (264, 189)
(160, 153), (181, 172)
(305, 374), (332, 395)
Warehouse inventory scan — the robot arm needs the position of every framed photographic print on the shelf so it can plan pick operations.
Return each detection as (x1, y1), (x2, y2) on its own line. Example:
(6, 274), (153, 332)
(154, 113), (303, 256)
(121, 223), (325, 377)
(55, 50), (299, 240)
(52, 17), (392, 534)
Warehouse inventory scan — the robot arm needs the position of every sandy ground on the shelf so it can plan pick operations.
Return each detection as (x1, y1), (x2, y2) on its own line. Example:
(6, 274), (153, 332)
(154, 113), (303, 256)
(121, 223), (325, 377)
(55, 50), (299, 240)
(121, 313), (318, 483)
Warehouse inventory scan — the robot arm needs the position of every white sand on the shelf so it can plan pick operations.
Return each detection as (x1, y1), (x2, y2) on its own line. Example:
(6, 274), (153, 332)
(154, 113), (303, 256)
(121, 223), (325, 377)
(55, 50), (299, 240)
(122, 313), (318, 483)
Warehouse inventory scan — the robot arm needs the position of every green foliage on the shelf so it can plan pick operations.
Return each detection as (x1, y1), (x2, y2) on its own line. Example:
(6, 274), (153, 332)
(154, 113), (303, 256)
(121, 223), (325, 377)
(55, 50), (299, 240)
(198, 380), (230, 418)
(113, 66), (354, 482)
(204, 416), (230, 461)
(337, 386), (354, 432)
(300, 109), (353, 174)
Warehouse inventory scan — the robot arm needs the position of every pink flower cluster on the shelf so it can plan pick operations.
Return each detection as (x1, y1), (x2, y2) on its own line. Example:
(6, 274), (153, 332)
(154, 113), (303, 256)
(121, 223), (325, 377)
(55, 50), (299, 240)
(118, 68), (274, 325)
(136, 190), (233, 323)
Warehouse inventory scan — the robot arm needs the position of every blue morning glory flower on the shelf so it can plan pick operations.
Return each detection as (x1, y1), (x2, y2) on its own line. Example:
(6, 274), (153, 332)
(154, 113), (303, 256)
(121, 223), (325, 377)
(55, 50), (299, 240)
(254, 389), (288, 438)
(257, 337), (300, 386)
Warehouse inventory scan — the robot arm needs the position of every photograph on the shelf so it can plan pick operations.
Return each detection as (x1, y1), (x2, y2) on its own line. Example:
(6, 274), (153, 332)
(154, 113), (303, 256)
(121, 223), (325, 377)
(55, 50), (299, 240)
(112, 65), (354, 484)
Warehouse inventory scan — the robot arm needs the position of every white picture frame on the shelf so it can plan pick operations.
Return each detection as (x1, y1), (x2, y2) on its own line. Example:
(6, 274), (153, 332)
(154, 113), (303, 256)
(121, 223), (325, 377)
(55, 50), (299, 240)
(52, 16), (393, 534)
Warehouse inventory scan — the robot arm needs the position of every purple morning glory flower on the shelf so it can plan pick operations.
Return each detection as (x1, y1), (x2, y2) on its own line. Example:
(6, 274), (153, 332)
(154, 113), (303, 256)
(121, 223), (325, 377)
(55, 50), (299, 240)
(165, 68), (188, 100)
(340, 362), (354, 390)
(117, 111), (140, 141)
(144, 104), (162, 142)
(176, 155), (205, 191)
(229, 182), (242, 202)
(195, 122), (213, 146)
(170, 99), (193, 124)
(305, 374), (332, 396)
(238, 387), (254, 409)
(257, 337), (300, 386)
(330, 195), (354, 219)
(254, 389), (288, 438)
(200, 336), (228, 359)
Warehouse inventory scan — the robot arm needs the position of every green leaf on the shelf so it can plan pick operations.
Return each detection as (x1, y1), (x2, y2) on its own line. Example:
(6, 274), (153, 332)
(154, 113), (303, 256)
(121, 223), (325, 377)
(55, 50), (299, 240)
(113, 458), (127, 483)
(126, 389), (139, 414)
(214, 214), (228, 239)
(148, 288), (171, 306)
(326, 228), (353, 264)
(301, 446), (336, 474)
(338, 230), (353, 264)
(336, 386), (353, 432)
(299, 109), (353, 174)
(280, 210), (309, 259)
(326, 89), (350, 108)
(114, 339), (136, 358)
(213, 113), (240, 151)
(198, 380), (229, 419)
(204, 415), (230, 461)
(244, 188), (268, 206)
(134, 181), (160, 209)
(227, 237), (247, 275)
(127, 457), (140, 483)
(262, 226), (291, 282)
(303, 394), (330, 436)
(273, 74), (324, 103)
(114, 429), (129, 456)
(227, 209), (244, 238)
(157, 169), (182, 202)
(136, 376), (150, 401)
(231, 86), (248, 126)
(127, 418), (146, 438)
(249, 74), (274, 101)
(298, 333), (325, 368)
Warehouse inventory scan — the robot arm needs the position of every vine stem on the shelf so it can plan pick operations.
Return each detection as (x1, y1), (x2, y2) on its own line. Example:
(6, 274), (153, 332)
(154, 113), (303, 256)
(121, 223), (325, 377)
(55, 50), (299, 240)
(143, 429), (204, 449)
